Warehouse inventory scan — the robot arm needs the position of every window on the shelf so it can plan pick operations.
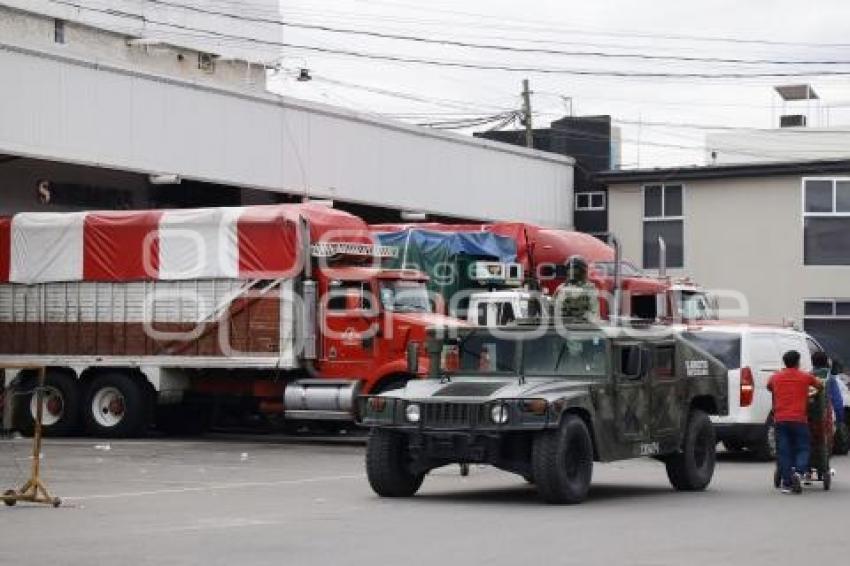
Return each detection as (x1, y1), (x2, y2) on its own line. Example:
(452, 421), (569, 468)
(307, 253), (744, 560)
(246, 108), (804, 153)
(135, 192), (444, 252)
(327, 281), (373, 311)
(803, 178), (850, 265)
(680, 331), (741, 370)
(803, 299), (850, 364)
(654, 346), (675, 378)
(643, 184), (684, 269)
(497, 302), (515, 325)
(575, 191), (606, 211)
(477, 303), (488, 325)
(54, 19), (65, 44)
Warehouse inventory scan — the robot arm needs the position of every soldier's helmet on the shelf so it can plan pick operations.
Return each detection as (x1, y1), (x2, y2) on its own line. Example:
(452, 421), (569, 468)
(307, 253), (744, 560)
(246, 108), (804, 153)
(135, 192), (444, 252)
(566, 255), (588, 283)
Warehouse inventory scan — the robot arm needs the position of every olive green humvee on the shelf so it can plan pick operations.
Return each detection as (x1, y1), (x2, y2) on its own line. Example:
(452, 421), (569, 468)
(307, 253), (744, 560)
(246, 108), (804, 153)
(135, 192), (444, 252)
(357, 323), (728, 504)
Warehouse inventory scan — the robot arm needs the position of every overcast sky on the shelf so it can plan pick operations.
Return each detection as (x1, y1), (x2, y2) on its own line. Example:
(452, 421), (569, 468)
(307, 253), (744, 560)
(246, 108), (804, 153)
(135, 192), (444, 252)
(263, 0), (850, 168)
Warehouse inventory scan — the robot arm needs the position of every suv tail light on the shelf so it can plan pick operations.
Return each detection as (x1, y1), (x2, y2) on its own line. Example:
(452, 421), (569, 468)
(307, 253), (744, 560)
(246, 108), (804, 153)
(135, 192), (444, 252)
(740, 366), (754, 407)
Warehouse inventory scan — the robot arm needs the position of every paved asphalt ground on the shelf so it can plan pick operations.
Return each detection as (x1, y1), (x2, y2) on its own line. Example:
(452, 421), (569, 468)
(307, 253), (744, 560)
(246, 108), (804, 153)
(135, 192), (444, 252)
(0, 434), (846, 566)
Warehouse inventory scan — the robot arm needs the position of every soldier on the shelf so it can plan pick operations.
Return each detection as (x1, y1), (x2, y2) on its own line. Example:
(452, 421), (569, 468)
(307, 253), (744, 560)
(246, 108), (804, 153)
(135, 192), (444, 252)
(553, 255), (599, 322)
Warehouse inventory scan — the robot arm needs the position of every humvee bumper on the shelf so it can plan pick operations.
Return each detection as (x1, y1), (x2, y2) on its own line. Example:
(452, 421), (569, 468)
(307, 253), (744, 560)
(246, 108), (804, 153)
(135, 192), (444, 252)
(357, 396), (552, 432)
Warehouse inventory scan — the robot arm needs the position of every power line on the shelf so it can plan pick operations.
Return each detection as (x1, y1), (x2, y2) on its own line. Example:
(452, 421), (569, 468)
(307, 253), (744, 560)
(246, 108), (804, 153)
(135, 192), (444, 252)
(141, 0), (850, 67)
(47, 1), (850, 80)
(355, 0), (850, 50)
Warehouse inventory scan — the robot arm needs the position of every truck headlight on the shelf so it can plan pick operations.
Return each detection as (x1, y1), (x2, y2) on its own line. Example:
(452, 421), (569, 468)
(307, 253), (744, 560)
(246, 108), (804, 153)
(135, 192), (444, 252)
(490, 403), (510, 424)
(405, 403), (421, 423)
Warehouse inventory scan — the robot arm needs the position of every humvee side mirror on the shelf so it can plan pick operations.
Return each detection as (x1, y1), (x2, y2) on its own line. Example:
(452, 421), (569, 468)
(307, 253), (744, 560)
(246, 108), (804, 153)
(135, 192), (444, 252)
(407, 341), (420, 374)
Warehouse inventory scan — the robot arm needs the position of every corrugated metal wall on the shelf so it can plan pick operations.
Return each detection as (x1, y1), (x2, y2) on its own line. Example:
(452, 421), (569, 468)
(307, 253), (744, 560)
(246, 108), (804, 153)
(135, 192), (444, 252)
(0, 41), (573, 227)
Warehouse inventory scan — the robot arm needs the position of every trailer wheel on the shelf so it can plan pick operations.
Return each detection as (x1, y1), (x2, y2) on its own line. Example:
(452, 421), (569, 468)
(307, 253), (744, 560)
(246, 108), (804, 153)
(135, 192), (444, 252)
(14, 370), (81, 437)
(665, 409), (716, 491)
(83, 373), (148, 438)
(532, 414), (594, 504)
(365, 429), (423, 497)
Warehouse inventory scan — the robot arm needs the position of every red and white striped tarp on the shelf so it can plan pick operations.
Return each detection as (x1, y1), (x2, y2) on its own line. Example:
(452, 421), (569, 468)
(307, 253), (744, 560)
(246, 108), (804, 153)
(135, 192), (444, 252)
(0, 204), (372, 284)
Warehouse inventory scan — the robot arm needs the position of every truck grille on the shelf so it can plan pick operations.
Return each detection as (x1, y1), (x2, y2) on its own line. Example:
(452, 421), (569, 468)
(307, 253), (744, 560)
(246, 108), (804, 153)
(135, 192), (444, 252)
(421, 403), (478, 428)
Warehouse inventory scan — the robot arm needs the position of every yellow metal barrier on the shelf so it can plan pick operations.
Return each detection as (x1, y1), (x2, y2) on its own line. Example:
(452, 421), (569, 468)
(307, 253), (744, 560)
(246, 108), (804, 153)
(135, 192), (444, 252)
(2, 365), (61, 508)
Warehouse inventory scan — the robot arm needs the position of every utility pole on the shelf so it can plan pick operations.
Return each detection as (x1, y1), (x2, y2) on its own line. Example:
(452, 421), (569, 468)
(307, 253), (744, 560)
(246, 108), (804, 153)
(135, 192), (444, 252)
(521, 78), (533, 149)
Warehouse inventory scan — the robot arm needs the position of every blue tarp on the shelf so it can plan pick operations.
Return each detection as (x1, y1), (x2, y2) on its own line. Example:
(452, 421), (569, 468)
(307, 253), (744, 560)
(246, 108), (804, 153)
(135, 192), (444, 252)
(376, 229), (517, 266)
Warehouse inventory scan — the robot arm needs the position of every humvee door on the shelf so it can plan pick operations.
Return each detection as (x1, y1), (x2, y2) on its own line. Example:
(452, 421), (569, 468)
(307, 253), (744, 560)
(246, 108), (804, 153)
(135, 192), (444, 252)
(613, 341), (651, 442)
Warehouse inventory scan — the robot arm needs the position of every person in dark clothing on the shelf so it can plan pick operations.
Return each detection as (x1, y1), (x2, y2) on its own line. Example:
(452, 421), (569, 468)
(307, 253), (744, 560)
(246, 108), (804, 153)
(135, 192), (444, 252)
(809, 351), (836, 480)
(767, 350), (823, 494)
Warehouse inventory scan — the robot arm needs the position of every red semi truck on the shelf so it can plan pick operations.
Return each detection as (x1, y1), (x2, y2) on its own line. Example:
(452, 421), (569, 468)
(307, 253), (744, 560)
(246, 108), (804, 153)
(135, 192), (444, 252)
(371, 222), (714, 322)
(0, 204), (460, 437)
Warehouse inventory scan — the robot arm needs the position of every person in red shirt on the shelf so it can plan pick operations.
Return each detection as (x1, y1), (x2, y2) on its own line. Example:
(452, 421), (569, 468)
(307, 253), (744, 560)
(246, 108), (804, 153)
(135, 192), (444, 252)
(767, 350), (824, 494)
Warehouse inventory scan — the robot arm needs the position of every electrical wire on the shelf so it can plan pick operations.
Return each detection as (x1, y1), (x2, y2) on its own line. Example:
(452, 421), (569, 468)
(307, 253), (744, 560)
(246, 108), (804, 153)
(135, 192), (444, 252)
(140, 0), (850, 67)
(46, 1), (850, 80)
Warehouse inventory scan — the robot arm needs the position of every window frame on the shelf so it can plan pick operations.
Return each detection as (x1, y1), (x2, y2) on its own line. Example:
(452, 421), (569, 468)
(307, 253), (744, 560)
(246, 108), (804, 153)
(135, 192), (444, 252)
(802, 177), (850, 217)
(801, 177), (850, 267)
(804, 298), (850, 321)
(54, 19), (66, 45)
(574, 191), (607, 212)
(641, 183), (685, 269)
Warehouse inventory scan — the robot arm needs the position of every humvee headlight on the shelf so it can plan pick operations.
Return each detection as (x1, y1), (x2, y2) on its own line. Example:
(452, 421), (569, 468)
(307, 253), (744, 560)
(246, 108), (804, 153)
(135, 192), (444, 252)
(405, 403), (421, 423)
(490, 403), (510, 425)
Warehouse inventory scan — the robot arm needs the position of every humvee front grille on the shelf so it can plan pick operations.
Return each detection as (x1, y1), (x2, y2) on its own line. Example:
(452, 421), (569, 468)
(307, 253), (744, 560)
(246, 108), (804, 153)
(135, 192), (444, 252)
(421, 403), (478, 428)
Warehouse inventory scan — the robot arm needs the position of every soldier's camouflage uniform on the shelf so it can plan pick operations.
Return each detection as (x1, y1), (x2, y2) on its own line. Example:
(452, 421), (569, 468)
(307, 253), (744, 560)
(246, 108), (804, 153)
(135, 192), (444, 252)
(809, 367), (833, 472)
(554, 281), (600, 322)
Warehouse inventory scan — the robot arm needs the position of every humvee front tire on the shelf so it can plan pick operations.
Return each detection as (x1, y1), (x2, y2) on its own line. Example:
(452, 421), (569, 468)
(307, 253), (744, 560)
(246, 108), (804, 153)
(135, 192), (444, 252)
(665, 409), (716, 491)
(366, 429), (424, 497)
(532, 414), (594, 504)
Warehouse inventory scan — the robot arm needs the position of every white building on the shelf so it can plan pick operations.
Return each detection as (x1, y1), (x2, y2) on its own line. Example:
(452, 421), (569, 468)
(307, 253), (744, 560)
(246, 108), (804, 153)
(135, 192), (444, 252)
(706, 128), (850, 165)
(0, 2), (574, 227)
(598, 159), (850, 363)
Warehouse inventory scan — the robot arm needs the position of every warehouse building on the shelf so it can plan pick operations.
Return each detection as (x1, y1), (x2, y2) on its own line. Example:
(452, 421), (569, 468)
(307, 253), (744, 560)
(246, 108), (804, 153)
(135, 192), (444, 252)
(0, 1), (574, 227)
(598, 158), (850, 363)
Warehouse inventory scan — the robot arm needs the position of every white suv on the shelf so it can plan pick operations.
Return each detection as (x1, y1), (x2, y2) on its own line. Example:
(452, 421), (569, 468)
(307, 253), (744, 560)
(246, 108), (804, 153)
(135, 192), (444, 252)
(681, 324), (847, 459)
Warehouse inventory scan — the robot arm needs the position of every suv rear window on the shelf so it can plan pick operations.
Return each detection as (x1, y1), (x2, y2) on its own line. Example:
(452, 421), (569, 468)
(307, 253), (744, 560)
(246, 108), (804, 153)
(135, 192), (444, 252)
(681, 331), (742, 370)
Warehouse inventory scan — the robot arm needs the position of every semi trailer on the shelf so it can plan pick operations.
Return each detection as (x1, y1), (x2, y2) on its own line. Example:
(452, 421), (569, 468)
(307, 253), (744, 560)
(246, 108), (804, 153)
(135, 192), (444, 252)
(0, 204), (460, 437)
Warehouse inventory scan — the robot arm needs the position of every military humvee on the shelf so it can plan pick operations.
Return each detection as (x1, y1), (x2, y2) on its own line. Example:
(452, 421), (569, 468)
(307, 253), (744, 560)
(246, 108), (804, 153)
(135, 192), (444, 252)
(357, 322), (728, 504)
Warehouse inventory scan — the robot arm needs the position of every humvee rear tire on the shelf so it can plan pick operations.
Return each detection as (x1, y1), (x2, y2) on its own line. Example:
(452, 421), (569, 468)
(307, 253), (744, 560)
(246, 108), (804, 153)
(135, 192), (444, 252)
(666, 409), (716, 491)
(365, 429), (424, 497)
(532, 414), (594, 504)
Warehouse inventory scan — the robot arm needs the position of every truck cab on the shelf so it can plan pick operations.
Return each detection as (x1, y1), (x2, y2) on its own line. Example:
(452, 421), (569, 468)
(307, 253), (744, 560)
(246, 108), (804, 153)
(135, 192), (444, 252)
(358, 323), (728, 503)
(283, 266), (470, 422)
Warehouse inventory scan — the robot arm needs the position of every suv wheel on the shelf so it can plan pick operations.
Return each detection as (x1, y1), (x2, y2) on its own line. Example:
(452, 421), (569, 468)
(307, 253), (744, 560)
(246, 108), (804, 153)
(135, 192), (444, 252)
(750, 419), (776, 461)
(665, 409), (716, 491)
(532, 414), (594, 504)
(365, 429), (424, 497)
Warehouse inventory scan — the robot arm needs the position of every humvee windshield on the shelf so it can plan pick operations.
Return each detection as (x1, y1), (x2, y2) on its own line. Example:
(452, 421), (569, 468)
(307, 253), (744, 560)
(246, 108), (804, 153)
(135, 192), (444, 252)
(452, 331), (607, 378)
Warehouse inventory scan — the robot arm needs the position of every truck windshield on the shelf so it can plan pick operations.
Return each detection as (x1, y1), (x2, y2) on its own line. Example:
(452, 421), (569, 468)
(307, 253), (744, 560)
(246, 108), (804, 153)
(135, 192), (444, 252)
(677, 291), (717, 320)
(592, 261), (644, 277)
(379, 280), (432, 313)
(522, 334), (608, 378)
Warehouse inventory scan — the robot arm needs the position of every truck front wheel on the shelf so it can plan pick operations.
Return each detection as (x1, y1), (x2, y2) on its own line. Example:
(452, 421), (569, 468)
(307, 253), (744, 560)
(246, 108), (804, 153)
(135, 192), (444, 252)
(365, 429), (423, 497)
(532, 414), (594, 504)
(665, 409), (716, 491)
(83, 373), (149, 438)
